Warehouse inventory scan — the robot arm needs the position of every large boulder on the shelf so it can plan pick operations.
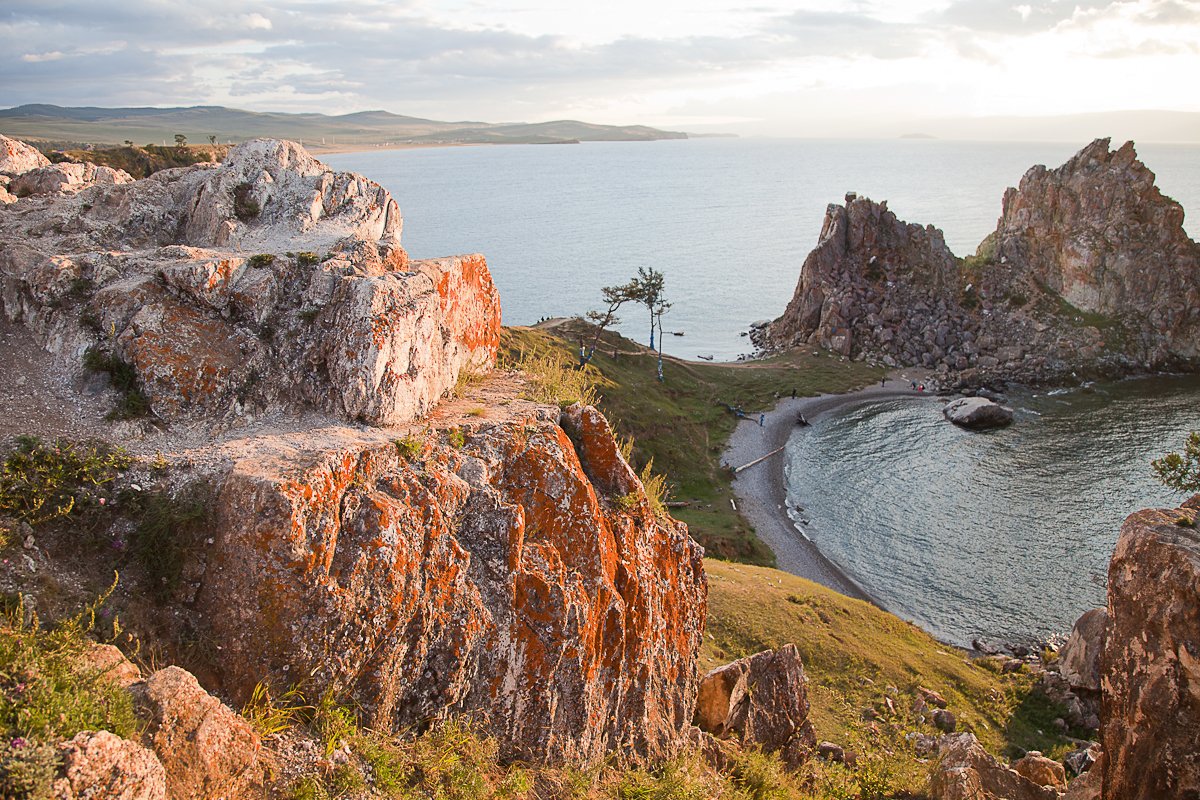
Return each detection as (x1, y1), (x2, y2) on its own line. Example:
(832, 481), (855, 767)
(1058, 608), (1107, 692)
(133, 667), (263, 799)
(1012, 751), (1067, 792)
(0, 134), (50, 176)
(53, 731), (166, 800)
(1099, 498), (1200, 800)
(692, 644), (816, 769)
(191, 403), (706, 766)
(929, 733), (1058, 800)
(943, 397), (1014, 430)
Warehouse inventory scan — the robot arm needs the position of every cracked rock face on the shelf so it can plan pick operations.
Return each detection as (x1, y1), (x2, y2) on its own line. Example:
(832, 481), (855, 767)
(0, 138), (499, 426)
(759, 139), (1200, 387)
(1099, 497), (1200, 800)
(191, 403), (707, 765)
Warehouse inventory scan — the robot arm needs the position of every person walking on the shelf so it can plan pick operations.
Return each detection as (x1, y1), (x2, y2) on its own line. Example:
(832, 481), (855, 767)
(759, 413), (765, 427)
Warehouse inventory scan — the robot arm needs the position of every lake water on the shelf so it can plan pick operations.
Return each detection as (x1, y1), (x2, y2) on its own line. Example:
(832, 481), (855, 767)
(785, 375), (1200, 647)
(324, 139), (1200, 646)
(325, 138), (1200, 362)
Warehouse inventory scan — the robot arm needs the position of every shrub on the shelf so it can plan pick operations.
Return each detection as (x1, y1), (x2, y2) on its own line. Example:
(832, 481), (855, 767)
(0, 436), (131, 526)
(394, 435), (425, 460)
(1152, 431), (1200, 493)
(467, 407), (486, 418)
(232, 182), (260, 221)
(639, 459), (670, 521)
(248, 253), (276, 269)
(0, 738), (62, 799)
(448, 428), (466, 449)
(296, 252), (321, 267)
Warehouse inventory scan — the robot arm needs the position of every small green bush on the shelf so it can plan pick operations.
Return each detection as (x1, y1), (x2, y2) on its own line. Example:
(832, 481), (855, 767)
(1153, 431), (1200, 493)
(248, 253), (276, 269)
(0, 436), (131, 526)
(296, 252), (321, 267)
(394, 435), (425, 461)
(448, 428), (466, 449)
(241, 681), (307, 739)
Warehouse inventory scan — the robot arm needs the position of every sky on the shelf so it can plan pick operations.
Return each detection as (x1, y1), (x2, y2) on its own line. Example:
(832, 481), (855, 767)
(2, 0), (1199, 137)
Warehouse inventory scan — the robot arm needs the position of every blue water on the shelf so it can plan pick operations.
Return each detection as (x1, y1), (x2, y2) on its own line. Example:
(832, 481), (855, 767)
(786, 376), (1200, 647)
(325, 138), (1200, 362)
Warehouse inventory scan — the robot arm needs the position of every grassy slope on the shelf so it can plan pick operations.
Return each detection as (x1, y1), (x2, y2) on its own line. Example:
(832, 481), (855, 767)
(53, 144), (227, 178)
(705, 560), (1085, 790)
(501, 324), (883, 564)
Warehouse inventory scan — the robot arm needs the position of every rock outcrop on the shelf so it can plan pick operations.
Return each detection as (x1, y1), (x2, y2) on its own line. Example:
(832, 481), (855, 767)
(53, 731), (167, 800)
(133, 667), (264, 799)
(0, 137), (499, 426)
(190, 402), (706, 765)
(942, 396), (1014, 430)
(929, 733), (1058, 800)
(692, 645), (816, 769)
(1058, 608), (1106, 693)
(1098, 496), (1200, 800)
(10, 161), (134, 197)
(0, 134), (50, 176)
(757, 139), (1200, 387)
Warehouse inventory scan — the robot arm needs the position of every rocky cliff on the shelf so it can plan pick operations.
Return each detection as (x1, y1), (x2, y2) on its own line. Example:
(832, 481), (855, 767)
(1096, 495), (1200, 799)
(0, 137), (708, 768)
(757, 139), (1200, 387)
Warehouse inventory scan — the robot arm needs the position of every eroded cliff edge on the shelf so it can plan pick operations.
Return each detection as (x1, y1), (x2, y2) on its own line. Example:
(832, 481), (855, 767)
(756, 139), (1200, 388)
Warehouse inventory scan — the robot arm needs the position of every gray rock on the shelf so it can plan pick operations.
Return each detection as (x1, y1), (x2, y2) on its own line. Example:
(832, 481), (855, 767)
(1059, 608), (1106, 692)
(943, 397), (1014, 430)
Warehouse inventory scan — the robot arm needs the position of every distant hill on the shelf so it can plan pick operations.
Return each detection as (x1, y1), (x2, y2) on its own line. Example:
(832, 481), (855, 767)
(0, 105), (688, 149)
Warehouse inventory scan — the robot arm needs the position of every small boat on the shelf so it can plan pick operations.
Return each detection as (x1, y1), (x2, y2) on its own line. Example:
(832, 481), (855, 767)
(697, 354), (714, 361)
(671, 331), (685, 337)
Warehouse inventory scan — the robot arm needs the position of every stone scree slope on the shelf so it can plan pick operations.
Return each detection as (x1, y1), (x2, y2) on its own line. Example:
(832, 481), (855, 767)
(757, 139), (1200, 387)
(0, 137), (499, 426)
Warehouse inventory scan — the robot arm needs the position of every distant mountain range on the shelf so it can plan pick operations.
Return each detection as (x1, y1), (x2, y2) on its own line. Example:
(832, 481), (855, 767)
(0, 104), (689, 149)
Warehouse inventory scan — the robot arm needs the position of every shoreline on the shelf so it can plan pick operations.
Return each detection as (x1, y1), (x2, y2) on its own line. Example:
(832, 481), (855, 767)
(722, 375), (942, 606)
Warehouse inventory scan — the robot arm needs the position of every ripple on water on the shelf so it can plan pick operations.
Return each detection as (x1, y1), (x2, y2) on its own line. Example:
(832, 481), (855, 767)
(784, 375), (1200, 646)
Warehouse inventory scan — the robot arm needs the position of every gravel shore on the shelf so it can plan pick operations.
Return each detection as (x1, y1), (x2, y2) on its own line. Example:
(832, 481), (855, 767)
(722, 376), (939, 605)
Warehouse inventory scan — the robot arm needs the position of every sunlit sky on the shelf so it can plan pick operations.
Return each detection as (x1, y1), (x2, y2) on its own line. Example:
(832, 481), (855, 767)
(3, 0), (1199, 137)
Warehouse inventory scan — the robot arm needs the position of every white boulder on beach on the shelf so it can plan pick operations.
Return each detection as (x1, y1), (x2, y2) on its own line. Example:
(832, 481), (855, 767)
(943, 396), (1014, 430)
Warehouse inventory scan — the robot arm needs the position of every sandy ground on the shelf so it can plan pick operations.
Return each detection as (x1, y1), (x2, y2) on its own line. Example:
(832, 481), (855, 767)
(723, 374), (944, 606)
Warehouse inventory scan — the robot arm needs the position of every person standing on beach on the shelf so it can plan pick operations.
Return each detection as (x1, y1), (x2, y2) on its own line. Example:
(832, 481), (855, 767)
(880, 377), (886, 387)
(759, 413), (765, 427)
(791, 388), (796, 399)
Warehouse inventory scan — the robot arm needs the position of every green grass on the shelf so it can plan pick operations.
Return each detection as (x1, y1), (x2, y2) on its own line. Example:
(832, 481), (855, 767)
(502, 325), (882, 564)
(52, 143), (223, 179)
(704, 560), (1086, 793)
(124, 488), (210, 602)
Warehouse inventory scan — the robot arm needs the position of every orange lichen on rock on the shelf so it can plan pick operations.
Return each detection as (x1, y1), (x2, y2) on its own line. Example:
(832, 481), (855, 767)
(195, 405), (706, 765)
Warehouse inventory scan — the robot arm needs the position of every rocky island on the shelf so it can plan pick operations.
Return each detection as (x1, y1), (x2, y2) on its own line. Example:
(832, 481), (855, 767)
(0, 133), (1197, 798)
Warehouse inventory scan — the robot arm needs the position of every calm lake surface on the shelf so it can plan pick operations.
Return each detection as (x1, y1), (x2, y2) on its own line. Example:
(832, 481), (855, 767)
(325, 139), (1200, 645)
(326, 138), (1200, 361)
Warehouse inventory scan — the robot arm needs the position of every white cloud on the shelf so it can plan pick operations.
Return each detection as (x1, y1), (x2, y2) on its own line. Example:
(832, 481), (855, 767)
(0, 0), (1198, 135)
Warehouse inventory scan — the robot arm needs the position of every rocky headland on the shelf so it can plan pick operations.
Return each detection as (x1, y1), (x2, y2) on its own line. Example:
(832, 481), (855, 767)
(1, 133), (1199, 798)
(754, 138), (1200, 390)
